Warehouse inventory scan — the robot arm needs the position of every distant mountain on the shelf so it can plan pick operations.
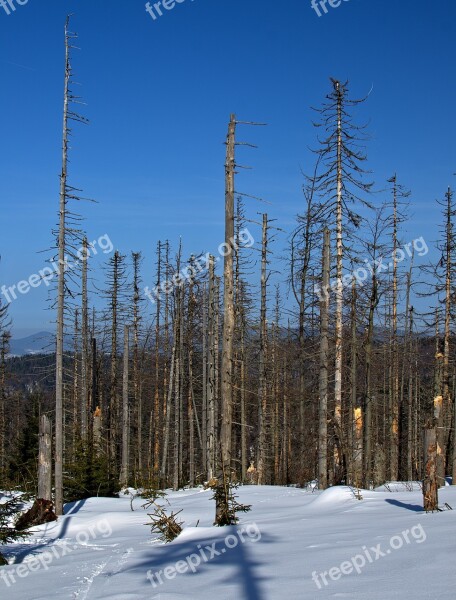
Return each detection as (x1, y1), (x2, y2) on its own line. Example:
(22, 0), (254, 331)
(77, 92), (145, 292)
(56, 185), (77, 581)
(9, 331), (55, 356)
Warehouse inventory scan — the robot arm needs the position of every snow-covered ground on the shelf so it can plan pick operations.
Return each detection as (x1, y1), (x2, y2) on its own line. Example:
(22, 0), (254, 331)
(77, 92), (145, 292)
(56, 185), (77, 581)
(1, 484), (455, 599)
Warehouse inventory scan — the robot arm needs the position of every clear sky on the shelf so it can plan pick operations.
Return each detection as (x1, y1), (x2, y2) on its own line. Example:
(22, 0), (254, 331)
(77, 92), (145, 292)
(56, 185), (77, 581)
(0, 0), (455, 336)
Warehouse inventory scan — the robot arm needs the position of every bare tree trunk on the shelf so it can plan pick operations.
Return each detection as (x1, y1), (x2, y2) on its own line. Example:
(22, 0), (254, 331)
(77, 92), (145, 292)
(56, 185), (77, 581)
(257, 214), (269, 484)
(132, 252), (142, 475)
(399, 255), (414, 480)
(441, 188), (452, 482)
(120, 325), (129, 488)
(91, 336), (101, 446)
(72, 310), (80, 452)
(178, 284), (184, 487)
(152, 241), (162, 474)
(353, 407), (363, 487)
(207, 256), (216, 480)
(214, 276), (220, 456)
(348, 276), (358, 484)
(109, 252), (121, 467)
(452, 360), (456, 483)
(240, 309), (247, 482)
(187, 267), (196, 487)
(334, 81), (344, 484)
(406, 308), (414, 480)
(215, 113), (236, 523)
(0, 332), (9, 476)
(234, 199), (248, 482)
(390, 175), (400, 481)
(273, 289), (281, 484)
(318, 228), (330, 490)
(363, 269), (377, 487)
(173, 276), (183, 491)
(55, 18), (72, 516)
(202, 281), (208, 476)
(282, 338), (289, 484)
(38, 415), (52, 501)
(161, 318), (176, 481)
(423, 396), (441, 512)
(81, 238), (89, 442)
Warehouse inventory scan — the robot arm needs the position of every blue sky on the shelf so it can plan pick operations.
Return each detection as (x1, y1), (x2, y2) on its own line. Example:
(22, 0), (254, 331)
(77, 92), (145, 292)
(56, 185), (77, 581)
(0, 0), (455, 336)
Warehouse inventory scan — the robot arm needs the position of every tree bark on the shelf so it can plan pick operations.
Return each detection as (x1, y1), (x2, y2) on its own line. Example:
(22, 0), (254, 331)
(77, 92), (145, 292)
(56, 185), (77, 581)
(423, 396), (441, 512)
(120, 325), (129, 488)
(38, 415), (52, 501)
(55, 17), (71, 516)
(318, 228), (330, 490)
(216, 114), (236, 523)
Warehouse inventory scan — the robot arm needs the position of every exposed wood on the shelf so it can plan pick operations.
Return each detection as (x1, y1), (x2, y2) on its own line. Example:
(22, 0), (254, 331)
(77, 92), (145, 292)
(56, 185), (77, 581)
(38, 415), (52, 501)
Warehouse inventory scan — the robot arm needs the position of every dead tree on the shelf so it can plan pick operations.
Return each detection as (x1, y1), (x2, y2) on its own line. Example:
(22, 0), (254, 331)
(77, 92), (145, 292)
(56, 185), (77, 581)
(54, 17), (71, 517)
(206, 255), (217, 480)
(313, 79), (373, 484)
(421, 187), (455, 483)
(318, 228), (330, 489)
(257, 214), (269, 485)
(217, 113), (237, 517)
(387, 175), (410, 480)
(423, 396), (441, 512)
(72, 309), (80, 452)
(439, 188), (454, 482)
(105, 250), (127, 464)
(38, 415), (52, 501)
(81, 237), (89, 442)
(131, 252), (143, 474)
(55, 17), (88, 515)
(234, 198), (252, 482)
(348, 274), (358, 484)
(186, 259), (198, 488)
(151, 241), (162, 474)
(120, 325), (129, 488)
(173, 282), (184, 491)
(161, 317), (177, 482)
(0, 327), (10, 478)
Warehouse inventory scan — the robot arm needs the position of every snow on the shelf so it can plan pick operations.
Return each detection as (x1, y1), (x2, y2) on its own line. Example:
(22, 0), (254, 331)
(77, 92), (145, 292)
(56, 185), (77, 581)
(1, 484), (455, 599)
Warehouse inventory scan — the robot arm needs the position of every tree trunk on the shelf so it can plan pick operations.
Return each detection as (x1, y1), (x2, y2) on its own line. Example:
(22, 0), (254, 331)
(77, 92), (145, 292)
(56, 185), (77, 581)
(120, 325), (129, 488)
(423, 396), (441, 512)
(334, 81), (344, 484)
(152, 241), (162, 474)
(207, 256), (216, 480)
(38, 415), (52, 501)
(257, 214), (269, 484)
(55, 17), (72, 516)
(132, 253), (142, 475)
(318, 228), (330, 490)
(216, 113), (236, 524)
(81, 238), (89, 442)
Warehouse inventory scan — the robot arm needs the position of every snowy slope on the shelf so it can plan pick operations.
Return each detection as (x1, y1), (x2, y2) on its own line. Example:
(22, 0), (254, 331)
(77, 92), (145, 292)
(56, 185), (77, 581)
(1, 485), (455, 599)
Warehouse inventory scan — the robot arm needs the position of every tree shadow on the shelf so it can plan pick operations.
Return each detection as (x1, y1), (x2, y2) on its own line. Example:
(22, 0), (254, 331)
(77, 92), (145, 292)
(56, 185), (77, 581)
(385, 498), (424, 512)
(125, 526), (274, 600)
(63, 498), (87, 515)
(8, 503), (76, 563)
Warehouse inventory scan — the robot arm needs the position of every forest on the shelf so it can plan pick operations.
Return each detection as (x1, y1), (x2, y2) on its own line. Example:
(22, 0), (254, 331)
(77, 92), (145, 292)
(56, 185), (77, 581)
(0, 22), (454, 524)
